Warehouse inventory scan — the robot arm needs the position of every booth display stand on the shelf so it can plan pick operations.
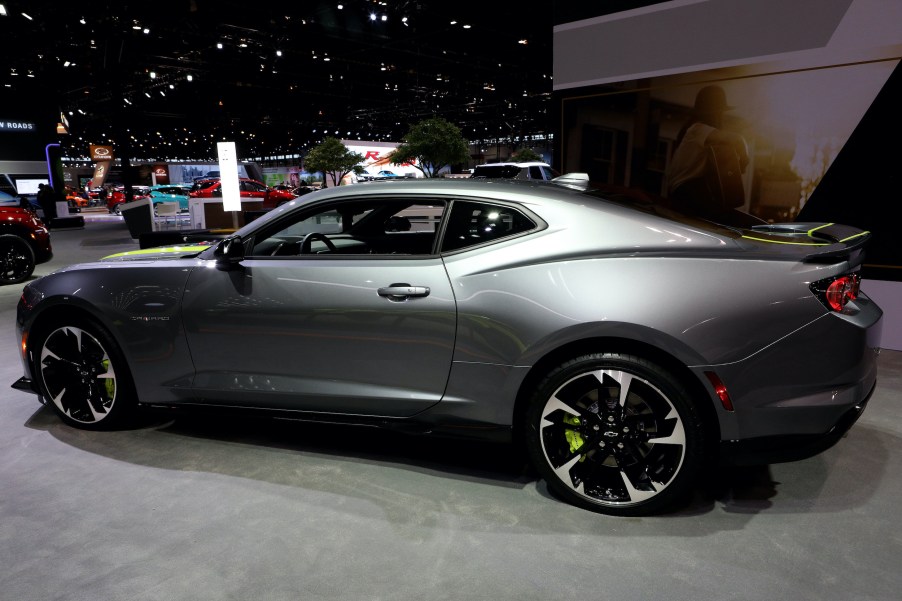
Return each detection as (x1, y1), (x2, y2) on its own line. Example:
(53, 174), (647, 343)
(119, 197), (154, 239)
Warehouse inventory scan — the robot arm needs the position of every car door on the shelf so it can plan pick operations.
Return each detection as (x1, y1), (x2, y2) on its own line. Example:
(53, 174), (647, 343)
(180, 196), (456, 417)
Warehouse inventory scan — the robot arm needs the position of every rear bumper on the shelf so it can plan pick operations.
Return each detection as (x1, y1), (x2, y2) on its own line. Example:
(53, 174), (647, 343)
(718, 378), (875, 465)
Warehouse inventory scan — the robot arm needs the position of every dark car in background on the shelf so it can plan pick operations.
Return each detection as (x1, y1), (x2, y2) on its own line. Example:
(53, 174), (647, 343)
(11, 178), (881, 515)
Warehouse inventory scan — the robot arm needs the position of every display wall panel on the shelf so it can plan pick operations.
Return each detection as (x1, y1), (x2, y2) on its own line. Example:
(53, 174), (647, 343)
(554, 0), (902, 348)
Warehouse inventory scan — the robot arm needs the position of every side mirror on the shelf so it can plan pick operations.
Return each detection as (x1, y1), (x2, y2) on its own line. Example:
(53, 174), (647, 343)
(214, 235), (245, 266)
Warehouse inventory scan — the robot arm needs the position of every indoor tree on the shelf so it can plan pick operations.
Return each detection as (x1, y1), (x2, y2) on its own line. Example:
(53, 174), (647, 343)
(390, 117), (470, 177)
(304, 137), (365, 187)
(510, 147), (544, 163)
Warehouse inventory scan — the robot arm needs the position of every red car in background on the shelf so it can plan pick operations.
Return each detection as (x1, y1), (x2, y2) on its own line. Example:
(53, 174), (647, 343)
(189, 178), (296, 209)
(0, 204), (52, 285)
(107, 186), (151, 214)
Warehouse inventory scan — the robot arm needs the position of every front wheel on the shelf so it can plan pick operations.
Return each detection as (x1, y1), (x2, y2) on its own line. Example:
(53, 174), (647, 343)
(33, 318), (138, 430)
(524, 353), (705, 516)
(0, 234), (36, 285)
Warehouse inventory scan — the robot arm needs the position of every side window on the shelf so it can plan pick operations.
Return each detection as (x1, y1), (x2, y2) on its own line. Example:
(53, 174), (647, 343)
(540, 166), (559, 180)
(441, 201), (536, 253)
(249, 199), (446, 257)
(528, 166), (543, 180)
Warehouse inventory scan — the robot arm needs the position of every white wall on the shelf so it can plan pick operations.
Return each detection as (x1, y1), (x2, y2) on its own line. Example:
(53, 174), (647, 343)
(863, 280), (902, 350)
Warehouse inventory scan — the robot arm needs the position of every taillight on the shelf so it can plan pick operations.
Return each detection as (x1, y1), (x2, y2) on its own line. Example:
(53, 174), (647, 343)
(810, 273), (860, 312)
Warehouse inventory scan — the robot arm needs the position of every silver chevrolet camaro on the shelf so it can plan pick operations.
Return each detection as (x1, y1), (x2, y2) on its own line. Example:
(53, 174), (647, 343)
(12, 178), (882, 515)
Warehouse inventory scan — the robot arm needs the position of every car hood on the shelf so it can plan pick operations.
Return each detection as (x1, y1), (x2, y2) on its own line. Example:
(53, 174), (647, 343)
(101, 244), (212, 262)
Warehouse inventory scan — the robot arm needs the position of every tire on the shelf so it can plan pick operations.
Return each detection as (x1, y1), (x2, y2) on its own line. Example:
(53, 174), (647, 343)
(524, 353), (705, 516)
(33, 317), (138, 430)
(0, 234), (36, 285)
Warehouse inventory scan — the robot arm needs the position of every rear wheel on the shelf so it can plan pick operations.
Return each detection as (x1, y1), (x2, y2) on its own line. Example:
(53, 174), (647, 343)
(524, 353), (705, 516)
(33, 317), (137, 430)
(0, 234), (35, 285)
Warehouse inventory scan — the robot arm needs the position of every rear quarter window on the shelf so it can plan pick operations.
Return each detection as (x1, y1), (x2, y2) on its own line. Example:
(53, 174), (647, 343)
(441, 200), (537, 252)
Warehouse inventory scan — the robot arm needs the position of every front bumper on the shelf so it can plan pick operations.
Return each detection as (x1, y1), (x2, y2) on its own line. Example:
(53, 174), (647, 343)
(11, 376), (39, 395)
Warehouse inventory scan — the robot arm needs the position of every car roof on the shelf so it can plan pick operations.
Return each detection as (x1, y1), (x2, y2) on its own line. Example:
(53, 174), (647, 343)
(256, 178), (586, 214)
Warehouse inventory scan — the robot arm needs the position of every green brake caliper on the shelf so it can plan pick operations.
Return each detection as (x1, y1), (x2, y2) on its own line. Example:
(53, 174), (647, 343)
(563, 414), (587, 461)
(101, 359), (116, 399)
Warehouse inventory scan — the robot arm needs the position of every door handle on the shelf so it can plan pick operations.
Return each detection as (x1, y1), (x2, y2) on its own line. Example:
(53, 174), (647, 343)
(377, 284), (430, 300)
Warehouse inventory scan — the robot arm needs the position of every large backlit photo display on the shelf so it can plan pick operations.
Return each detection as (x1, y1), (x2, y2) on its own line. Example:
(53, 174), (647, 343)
(555, 1), (902, 280)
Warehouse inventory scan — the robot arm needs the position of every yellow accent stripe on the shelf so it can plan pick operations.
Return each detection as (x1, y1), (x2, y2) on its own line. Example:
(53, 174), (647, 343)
(741, 236), (828, 246)
(807, 223), (834, 236)
(742, 228), (869, 247)
(839, 231), (870, 242)
(103, 244), (211, 259)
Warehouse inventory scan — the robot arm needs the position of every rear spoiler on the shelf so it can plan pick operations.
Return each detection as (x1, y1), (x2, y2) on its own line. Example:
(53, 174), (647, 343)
(550, 172), (590, 190)
(748, 222), (871, 263)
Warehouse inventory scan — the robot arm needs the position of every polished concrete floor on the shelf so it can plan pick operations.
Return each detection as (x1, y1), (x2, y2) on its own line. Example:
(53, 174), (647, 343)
(2, 218), (901, 601)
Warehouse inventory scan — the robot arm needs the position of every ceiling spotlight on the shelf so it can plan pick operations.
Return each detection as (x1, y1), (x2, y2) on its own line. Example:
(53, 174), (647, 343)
(149, 71), (156, 79)
(79, 17), (85, 24)
(143, 28), (150, 34)
(169, 83), (174, 89)
(145, 92), (151, 98)
(463, 24), (471, 29)
(276, 50), (282, 57)
(0, 5), (7, 17)
(518, 39), (527, 45)
(22, 12), (32, 20)
(186, 74), (193, 82)
(217, 42), (223, 49)
(381, 15), (387, 21)
(337, 3), (343, 9)
(63, 61), (70, 67)
(369, 13), (376, 21)
(450, 20), (457, 25)
(401, 17), (408, 23)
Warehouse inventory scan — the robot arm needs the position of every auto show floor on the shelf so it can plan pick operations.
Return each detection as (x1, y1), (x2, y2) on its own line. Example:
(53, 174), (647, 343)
(2, 220), (901, 601)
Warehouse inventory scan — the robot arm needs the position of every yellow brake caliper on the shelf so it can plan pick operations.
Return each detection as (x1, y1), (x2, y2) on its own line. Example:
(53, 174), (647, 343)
(102, 359), (116, 399)
(563, 414), (587, 461)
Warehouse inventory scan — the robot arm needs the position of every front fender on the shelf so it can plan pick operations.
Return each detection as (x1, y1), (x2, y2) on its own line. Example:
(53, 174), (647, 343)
(18, 262), (199, 404)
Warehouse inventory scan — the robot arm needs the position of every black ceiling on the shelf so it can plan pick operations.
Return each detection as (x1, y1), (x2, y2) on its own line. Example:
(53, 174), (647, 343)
(0, 0), (554, 162)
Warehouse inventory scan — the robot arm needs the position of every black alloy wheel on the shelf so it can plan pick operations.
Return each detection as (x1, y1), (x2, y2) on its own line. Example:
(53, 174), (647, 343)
(34, 318), (137, 430)
(0, 234), (36, 285)
(525, 353), (705, 516)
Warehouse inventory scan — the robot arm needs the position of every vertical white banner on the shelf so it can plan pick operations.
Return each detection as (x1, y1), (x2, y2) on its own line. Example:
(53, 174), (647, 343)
(217, 141), (241, 211)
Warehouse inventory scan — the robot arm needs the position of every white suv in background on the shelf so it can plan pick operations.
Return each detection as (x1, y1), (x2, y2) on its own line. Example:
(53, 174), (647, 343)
(471, 161), (559, 181)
